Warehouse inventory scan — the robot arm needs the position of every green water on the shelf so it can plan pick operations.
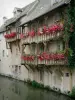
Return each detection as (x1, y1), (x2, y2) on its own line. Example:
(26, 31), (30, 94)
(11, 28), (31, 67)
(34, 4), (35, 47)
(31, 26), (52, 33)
(0, 76), (74, 100)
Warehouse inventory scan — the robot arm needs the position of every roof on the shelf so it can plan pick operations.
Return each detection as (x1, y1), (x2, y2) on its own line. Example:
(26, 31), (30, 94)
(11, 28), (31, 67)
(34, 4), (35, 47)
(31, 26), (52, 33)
(5, 17), (17, 26)
(4, 0), (36, 27)
(20, 0), (71, 26)
(0, 0), (71, 32)
(22, 0), (37, 15)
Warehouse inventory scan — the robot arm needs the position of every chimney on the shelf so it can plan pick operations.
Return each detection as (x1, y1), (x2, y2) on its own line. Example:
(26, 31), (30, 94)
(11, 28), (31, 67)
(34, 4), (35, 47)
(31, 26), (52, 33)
(3, 17), (7, 24)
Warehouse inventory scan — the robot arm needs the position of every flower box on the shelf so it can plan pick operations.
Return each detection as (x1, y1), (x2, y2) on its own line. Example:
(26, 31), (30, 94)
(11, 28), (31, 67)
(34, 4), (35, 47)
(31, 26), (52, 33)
(4, 32), (16, 39)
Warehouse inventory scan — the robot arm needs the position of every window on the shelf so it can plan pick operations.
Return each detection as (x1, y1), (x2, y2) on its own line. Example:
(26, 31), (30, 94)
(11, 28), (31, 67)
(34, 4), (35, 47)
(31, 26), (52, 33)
(18, 27), (21, 34)
(22, 27), (25, 33)
(57, 41), (63, 51)
(44, 16), (48, 26)
(57, 42), (61, 51)
(38, 43), (44, 54)
(40, 71), (43, 82)
(31, 44), (36, 54)
(19, 66), (21, 73)
(6, 50), (9, 57)
(29, 44), (37, 54)
(54, 13), (61, 22)
(2, 50), (5, 57)
(14, 11), (16, 15)
(31, 23), (37, 32)
(65, 73), (69, 77)
(63, 42), (65, 50)
(15, 65), (18, 72)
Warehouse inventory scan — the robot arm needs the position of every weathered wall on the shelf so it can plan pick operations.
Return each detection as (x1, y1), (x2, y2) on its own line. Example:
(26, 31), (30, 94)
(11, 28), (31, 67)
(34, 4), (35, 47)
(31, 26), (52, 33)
(0, 32), (29, 81)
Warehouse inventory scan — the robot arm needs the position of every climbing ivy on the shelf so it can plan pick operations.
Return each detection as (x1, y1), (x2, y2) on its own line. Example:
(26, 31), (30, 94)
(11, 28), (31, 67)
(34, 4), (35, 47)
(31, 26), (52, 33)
(64, 0), (75, 68)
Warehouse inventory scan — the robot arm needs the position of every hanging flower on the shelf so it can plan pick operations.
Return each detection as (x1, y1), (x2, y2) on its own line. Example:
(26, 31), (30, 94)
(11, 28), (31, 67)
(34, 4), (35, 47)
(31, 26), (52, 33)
(49, 24), (63, 34)
(38, 54), (44, 61)
(38, 52), (65, 61)
(21, 56), (35, 61)
(37, 28), (43, 35)
(20, 34), (24, 39)
(29, 29), (35, 37)
(42, 26), (49, 33)
(4, 32), (16, 39)
(42, 52), (50, 60)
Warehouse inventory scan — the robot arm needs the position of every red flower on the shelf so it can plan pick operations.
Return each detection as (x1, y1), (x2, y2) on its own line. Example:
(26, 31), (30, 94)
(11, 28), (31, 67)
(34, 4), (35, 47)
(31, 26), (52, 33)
(4, 32), (16, 39)
(37, 28), (43, 35)
(29, 30), (35, 37)
(49, 24), (63, 34)
(21, 56), (34, 61)
(38, 54), (44, 61)
(42, 52), (50, 60)
(43, 26), (49, 33)
(20, 34), (24, 39)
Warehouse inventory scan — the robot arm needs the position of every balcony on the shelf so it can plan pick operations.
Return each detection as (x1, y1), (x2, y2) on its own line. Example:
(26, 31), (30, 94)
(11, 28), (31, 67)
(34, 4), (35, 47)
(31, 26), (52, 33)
(37, 32), (63, 43)
(4, 32), (20, 43)
(37, 52), (66, 66)
(21, 34), (38, 44)
(21, 54), (37, 65)
(21, 52), (66, 66)
(21, 24), (63, 44)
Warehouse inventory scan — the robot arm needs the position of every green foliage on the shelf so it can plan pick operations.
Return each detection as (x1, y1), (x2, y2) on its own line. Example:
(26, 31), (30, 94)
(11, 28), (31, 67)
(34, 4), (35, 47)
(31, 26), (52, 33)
(39, 83), (44, 89)
(56, 50), (65, 54)
(64, 48), (73, 57)
(44, 85), (51, 91)
(64, 1), (75, 68)
(70, 87), (75, 98)
(32, 80), (44, 89)
(32, 80), (39, 88)
(26, 80), (71, 95)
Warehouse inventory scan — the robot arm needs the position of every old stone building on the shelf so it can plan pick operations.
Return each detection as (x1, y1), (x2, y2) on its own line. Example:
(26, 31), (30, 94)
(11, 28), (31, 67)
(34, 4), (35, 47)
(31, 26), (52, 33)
(0, 0), (75, 93)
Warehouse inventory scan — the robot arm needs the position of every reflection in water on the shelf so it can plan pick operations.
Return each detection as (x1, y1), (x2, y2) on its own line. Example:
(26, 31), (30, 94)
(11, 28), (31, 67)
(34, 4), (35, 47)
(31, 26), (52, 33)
(0, 76), (74, 100)
(10, 82), (21, 96)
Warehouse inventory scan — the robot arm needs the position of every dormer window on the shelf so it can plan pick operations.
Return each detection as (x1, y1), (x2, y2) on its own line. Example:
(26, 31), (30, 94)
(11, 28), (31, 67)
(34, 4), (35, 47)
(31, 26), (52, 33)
(14, 11), (16, 15)
(13, 7), (22, 17)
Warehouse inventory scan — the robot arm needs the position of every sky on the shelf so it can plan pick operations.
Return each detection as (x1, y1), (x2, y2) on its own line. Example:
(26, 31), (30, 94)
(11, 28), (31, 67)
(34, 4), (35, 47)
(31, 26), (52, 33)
(0, 0), (35, 26)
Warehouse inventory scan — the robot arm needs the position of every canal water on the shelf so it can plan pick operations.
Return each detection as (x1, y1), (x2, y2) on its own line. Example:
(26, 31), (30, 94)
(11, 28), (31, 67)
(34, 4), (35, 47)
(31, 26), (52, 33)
(0, 76), (74, 100)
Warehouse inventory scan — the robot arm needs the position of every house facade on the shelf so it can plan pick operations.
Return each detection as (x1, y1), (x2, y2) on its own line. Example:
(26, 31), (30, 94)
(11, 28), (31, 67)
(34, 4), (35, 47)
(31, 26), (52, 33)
(0, 0), (75, 92)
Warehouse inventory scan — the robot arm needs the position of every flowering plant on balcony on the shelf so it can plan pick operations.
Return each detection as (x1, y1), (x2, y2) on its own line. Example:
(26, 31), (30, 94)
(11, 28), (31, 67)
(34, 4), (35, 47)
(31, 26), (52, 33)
(21, 56), (34, 61)
(38, 52), (65, 61)
(20, 33), (29, 39)
(37, 28), (43, 35)
(49, 24), (63, 33)
(29, 29), (35, 37)
(20, 34), (25, 39)
(4, 32), (16, 39)
(42, 26), (49, 34)
(37, 24), (63, 36)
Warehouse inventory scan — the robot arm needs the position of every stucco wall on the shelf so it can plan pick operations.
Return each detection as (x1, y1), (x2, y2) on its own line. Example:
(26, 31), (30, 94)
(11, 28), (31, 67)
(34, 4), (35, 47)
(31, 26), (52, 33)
(0, 33), (29, 81)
